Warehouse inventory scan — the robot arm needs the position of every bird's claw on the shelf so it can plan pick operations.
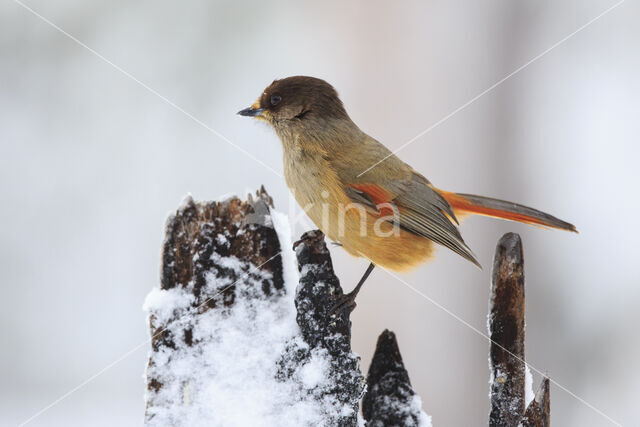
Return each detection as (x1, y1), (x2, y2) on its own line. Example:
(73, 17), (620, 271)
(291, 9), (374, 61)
(329, 292), (357, 316)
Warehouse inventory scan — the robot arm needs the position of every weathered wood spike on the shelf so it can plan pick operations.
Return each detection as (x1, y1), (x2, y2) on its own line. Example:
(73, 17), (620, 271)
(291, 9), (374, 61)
(489, 232), (527, 426)
(363, 329), (427, 426)
(522, 377), (550, 427)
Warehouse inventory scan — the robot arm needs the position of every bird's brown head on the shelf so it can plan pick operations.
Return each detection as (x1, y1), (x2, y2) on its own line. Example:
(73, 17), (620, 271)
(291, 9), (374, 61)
(237, 76), (350, 132)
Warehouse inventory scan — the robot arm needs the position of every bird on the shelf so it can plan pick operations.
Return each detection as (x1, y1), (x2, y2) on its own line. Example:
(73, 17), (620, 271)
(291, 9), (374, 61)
(238, 76), (576, 311)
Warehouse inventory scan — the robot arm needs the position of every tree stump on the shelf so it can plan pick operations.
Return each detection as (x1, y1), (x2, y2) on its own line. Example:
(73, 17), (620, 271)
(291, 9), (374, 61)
(144, 189), (365, 426)
(143, 189), (551, 426)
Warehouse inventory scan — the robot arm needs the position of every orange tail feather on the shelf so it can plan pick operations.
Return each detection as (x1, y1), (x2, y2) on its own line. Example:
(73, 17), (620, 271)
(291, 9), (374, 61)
(438, 190), (577, 232)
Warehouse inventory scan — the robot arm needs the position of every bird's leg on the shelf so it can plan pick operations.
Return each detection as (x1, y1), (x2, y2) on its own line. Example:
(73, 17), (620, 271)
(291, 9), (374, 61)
(330, 262), (375, 315)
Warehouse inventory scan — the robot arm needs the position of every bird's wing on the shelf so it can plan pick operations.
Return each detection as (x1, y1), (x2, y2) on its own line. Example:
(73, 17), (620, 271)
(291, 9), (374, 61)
(344, 174), (480, 268)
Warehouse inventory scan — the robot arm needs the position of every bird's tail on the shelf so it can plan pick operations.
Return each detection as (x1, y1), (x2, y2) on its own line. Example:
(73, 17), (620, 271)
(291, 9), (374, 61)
(438, 190), (577, 233)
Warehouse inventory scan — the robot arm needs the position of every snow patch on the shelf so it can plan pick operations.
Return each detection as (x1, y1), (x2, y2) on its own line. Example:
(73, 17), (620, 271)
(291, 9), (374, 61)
(298, 349), (330, 390)
(524, 365), (534, 406)
(412, 395), (433, 427)
(143, 287), (194, 324)
(271, 210), (299, 296)
(145, 210), (364, 426)
(215, 234), (229, 247)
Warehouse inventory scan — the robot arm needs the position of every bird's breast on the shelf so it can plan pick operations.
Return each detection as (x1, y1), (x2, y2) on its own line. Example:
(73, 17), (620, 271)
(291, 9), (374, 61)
(283, 146), (348, 233)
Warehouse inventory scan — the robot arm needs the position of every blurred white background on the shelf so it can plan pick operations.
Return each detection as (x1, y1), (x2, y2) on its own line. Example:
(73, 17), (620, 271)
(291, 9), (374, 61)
(1, 0), (638, 425)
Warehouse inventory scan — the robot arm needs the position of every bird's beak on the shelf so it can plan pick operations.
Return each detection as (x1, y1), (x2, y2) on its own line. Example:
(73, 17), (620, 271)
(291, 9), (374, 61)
(237, 107), (264, 117)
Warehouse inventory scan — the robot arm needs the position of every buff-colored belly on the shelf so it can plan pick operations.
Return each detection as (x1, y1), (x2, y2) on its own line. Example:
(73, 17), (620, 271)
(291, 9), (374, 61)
(294, 186), (435, 271)
(330, 210), (436, 271)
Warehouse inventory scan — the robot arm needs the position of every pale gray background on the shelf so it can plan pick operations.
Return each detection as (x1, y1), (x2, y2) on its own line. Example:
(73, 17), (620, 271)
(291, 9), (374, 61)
(1, 1), (638, 426)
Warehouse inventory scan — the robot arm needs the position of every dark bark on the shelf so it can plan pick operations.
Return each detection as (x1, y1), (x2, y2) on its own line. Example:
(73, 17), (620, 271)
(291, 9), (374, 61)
(277, 229), (364, 426)
(159, 186), (282, 298)
(363, 329), (425, 427)
(522, 378), (550, 427)
(488, 233), (552, 426)
(145, 187), (284, 418)
(489, 232), (526, 426)
(293, 229), (353, 350)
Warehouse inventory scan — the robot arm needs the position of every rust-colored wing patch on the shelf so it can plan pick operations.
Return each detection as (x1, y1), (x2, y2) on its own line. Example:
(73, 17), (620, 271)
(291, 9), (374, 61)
(348, 183), (396, 217)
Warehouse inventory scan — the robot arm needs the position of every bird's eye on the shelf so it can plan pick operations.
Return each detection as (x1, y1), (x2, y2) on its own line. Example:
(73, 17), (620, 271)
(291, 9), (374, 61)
(270, 95), (282, 106)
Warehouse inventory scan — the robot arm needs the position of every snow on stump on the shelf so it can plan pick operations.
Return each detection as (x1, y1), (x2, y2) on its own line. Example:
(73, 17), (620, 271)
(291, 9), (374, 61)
(521, 378), (550, 427)
(143, 188), (364, 426)
(488, 233), (550, 427)
(362, 330), (431, 427)
(142, 188), (550, 426)
(280, 229), (365, 425)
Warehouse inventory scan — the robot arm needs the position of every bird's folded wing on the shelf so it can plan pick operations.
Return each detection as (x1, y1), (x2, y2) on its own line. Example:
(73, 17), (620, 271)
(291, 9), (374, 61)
(345, 175), (480, 268)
